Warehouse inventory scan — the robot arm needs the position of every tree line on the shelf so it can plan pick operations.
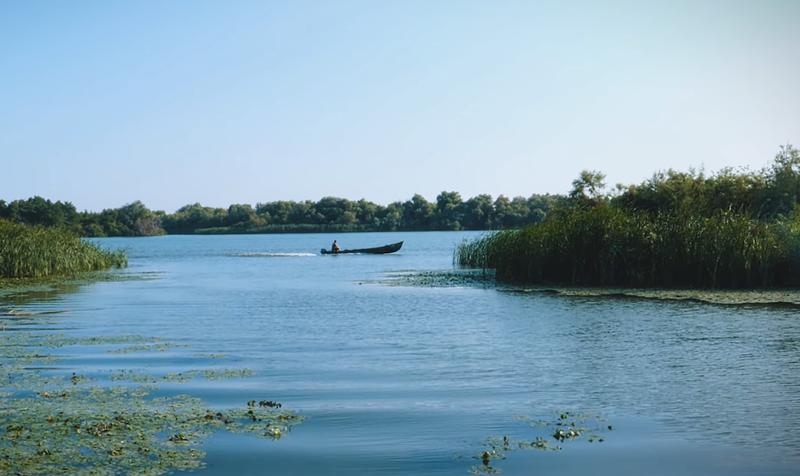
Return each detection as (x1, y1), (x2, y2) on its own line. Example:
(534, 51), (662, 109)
(0, 192), (564, 237)
(457, 145), (800, 288)
(0, 199), (164, 237)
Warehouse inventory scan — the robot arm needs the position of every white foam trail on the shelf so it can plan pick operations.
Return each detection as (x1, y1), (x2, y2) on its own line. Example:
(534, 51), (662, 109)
(231, 252), (317, 257)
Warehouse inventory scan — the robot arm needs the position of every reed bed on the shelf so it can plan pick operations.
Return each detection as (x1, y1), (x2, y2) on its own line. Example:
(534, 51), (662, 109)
(456, 207), (800, 288)
(0, 220), (126, 279)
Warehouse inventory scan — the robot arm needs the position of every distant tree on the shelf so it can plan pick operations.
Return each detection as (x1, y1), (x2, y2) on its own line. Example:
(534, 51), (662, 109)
(492, 195), (512, 228)
(315, 197), (351, 224)
(462, 194), (494, 230)
(108, 201), (165, 236)
(764, 144), (800, 218)
(435, 191), (464, 230)
(570, 170), (607, 203)
(226, 204), (261, 228)
(508, 197), (531, 227)
(4, 196), (78, 227)
(526, 194), (562, 224)
(81, 222), (106, 237)
(379, 202), (403, 230)
(355, 199), (380, 227)
(134, 215), (163, 236)
(257, 201), (292, 225)
(402, 194), (434, 229)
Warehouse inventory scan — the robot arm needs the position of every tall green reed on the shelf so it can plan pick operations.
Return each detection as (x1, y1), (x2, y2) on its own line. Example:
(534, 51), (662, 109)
(0, 220), (127, 279)
(456, 206), (800, 288)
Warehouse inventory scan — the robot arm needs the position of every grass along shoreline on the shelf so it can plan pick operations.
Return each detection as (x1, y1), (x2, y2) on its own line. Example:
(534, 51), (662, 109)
(456, 208), (800, 289)
(0, 220), (126, 280)
(456, 148), (800, 289)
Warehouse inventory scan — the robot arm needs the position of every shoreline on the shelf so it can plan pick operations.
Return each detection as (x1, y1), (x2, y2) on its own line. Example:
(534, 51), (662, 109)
(382, 270), (800, 307)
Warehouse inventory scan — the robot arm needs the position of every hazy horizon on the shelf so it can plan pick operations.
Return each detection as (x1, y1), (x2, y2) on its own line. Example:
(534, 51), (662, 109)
(2, 0), (799, 212)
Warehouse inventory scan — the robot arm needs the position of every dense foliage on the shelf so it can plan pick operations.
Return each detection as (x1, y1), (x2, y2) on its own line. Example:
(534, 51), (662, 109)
(0, 193), (563, 236)
(457, 146), (800, 288)
(0, 198), (164, 237)
(0, 220), (127, 279)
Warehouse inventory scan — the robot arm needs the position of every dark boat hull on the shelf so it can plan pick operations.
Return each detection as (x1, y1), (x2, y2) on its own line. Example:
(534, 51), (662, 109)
(320, 241), (403, 255)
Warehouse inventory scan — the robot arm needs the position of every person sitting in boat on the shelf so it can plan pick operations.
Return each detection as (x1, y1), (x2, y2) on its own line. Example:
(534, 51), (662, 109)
(331, 240), (341, 254)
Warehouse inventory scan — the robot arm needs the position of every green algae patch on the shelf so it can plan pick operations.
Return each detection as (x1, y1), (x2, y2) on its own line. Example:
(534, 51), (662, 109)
(469, 411), (610, 475)
(379, 270), (496, 288)
(30, 334), (156, 349)
(108, 342), (185, 354)
(109, 370), (159, 384)
(202, 368), (255, 380)
(1, 311), (304, 475)
(0, 387), (303, 475)
(111, 368), (255, 383)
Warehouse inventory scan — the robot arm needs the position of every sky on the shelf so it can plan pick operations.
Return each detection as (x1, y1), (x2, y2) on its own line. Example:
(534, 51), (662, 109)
(1, 0), (799, 212)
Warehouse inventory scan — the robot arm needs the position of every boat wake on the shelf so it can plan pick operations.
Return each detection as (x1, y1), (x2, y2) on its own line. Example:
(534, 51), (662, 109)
(229, 252), (317, 258)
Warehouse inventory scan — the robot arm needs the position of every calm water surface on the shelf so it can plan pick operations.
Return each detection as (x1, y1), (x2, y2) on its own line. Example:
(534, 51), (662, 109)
(5, 232), (800, 475)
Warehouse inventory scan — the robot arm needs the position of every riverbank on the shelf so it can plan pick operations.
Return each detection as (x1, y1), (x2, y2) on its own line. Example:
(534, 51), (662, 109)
(511, 286), (800, 307)
(0, 271), (162, 307)
(383, 270), (800, 307)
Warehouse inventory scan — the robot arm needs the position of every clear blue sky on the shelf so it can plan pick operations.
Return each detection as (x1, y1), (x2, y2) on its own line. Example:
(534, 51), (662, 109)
(2, 0), (798, 212)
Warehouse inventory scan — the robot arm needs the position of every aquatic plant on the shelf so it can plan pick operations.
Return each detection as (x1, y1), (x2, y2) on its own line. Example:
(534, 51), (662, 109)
(457, 146), (800, 288)
(0, 220), (126, 279)
(0, 387), (302, 475)
(382, 270), (496, 288)
(110, 368), (255, 383)
(0, 318), (303, 475)
(456, 207), (800, 288)
(469, 412), (610, 474)
(108, 342), (184, 354)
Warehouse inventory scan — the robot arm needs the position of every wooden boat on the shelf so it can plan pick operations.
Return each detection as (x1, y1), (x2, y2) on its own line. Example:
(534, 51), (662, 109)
(320, 241), (403, 255)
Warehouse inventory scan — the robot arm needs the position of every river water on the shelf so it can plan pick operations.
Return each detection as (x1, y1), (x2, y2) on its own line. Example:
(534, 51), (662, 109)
(3, 231), (799, 475)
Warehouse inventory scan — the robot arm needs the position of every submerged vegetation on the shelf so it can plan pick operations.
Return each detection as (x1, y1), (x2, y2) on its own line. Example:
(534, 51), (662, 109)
(381, 270), (496, 288)
(0, 314), (303, 475)
(1, 387), (301, 475)
(457, 146), (800, 289)
(469, 411), (611, 474)
(0, 220), (126, 280)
